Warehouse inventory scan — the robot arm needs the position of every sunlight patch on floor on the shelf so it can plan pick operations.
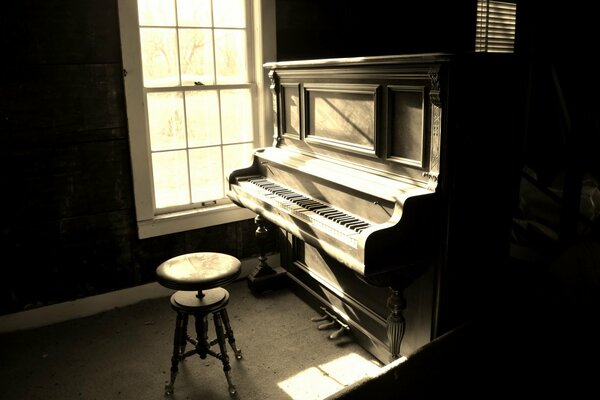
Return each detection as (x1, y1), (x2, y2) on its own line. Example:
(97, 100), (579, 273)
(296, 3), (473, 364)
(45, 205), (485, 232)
(277, 352), (384, 400)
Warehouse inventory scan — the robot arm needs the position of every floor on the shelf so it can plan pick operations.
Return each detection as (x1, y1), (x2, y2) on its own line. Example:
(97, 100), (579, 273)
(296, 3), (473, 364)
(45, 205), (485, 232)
(0, 279), (384, 400)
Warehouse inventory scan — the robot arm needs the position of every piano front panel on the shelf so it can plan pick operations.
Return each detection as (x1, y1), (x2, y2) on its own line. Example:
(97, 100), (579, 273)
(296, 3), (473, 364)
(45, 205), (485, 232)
(273, 62), (441, 188)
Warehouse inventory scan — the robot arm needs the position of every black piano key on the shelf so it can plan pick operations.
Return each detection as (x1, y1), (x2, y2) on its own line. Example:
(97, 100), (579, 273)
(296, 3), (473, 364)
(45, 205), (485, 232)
(319, 209), (341, 217)
(305, 204), (328, 211)
(345, 221), (366, 229)
(333, 216), (355, 223)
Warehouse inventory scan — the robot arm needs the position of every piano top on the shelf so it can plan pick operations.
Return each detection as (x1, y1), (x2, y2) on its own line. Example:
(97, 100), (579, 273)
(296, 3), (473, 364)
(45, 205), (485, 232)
(264, 52), (454, 70)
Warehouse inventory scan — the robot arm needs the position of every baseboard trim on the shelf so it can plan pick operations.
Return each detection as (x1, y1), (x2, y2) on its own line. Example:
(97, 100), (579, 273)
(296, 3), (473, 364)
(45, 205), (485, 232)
(0, 253), (278, 334)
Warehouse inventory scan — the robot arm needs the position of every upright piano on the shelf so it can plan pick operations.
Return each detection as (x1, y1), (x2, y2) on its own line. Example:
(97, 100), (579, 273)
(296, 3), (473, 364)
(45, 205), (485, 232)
(228, 53), (524, 363)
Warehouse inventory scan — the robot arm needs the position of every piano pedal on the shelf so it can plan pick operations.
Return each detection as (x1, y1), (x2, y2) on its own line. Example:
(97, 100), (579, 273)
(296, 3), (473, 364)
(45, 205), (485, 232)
(317, 320), (337, 330)
(311, 306), (350, 339)
(311, 313), (330, 322)
(329, 326), (348, 340)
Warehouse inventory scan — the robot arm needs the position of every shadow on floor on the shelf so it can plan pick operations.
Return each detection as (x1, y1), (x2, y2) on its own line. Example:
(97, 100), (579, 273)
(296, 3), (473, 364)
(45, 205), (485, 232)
(0, 280), (383, 400)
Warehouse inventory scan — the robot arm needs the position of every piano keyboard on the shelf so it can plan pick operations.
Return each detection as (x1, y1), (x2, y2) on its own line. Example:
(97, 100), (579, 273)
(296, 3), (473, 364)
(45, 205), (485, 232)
(239, 177), (372, 248)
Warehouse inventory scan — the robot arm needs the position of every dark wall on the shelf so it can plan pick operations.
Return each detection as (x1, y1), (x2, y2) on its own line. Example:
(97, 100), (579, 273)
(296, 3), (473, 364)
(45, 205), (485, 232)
(275, 0), (475, 61)
(517, 0), (600, 181)
(0, 0), (264, 316)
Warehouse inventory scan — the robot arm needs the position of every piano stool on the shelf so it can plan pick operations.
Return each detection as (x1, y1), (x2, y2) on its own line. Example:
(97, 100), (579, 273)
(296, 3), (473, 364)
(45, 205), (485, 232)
(155, 252), (243, 396)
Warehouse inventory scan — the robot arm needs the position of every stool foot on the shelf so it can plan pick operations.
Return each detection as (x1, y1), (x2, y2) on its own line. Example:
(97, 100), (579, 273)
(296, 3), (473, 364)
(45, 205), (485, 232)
(225, 369), (236, 395)
(165, 365), (180, 396)
(232, 348), (243, 360)
(220, 309), (243, 360)
(164, 383), (174, 397)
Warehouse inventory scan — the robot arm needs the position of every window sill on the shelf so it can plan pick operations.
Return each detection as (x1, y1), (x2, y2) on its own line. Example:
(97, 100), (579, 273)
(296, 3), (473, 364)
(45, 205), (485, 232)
(137, 203), (256, 239)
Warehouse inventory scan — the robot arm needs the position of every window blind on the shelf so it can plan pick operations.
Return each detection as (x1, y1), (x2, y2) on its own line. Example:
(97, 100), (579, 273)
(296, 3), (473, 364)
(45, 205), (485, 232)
(475, 0), (517, 53)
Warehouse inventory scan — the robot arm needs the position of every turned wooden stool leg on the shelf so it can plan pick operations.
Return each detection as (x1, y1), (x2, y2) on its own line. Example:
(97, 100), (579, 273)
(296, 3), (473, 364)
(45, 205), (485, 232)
(165, 312), (185, 396)
(214, 312), (237, 395)
(179, 314), (189, 356)
(220, 309), (242, 359)
(195, 314), (210, 359)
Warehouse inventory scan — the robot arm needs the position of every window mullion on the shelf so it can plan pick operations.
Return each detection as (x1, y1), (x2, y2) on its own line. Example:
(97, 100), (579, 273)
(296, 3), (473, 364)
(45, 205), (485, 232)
(209, 0), (227, 198)
(171, 4), (194, 207)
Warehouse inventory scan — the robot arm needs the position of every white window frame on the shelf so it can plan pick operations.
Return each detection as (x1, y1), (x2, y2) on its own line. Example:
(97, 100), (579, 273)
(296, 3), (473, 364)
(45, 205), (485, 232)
(118, 0), (276, 238)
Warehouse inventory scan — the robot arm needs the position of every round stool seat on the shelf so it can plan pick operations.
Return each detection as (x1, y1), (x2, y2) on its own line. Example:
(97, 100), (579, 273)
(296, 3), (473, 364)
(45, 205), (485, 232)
(170, 287), (230, 314)
(156, 252), (241, 291)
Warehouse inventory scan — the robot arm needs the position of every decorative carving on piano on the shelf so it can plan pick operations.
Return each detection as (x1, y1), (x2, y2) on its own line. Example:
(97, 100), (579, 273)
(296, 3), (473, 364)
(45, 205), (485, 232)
(428, 68), (442, 107)
(268, 70), (281, 146)
(386, 289), (406, 359)
(425, 67), (442, 190)
(427, 104), (442, 190)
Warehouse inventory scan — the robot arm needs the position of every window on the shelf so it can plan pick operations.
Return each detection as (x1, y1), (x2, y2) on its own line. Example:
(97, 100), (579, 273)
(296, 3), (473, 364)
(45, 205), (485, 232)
(475, 0), (517, 53)
(118, 0), (275, 238)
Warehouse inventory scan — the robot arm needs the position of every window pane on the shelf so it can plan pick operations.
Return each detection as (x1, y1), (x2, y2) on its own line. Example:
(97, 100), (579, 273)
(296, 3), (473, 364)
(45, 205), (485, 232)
(179, 28), (215, 86)
(140, 28), (180, 87)
(152, 150), (190, 208)
(213, 0), (246, 28)
(222, 143), (254, 179)
(176, 0), (212, 27)
(189, 147), (225, 202)
(147, 92), (186, 151)
(138, 0), (176, 26)
(221, 89), (253, 144)
(186, 90), (221, 147)
(215, 29), (248, 83)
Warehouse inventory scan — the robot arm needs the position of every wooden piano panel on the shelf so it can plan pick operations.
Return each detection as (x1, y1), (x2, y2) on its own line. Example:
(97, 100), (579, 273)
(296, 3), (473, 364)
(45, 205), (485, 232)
(283, 231), (436, 363)
(304, 83), (379, 156)
(281, 83), (301, 138)
(388, 85), (427, 168)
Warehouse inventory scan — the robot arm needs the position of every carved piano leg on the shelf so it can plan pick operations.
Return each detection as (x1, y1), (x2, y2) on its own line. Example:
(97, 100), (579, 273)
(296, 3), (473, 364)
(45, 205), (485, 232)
(386, 288), (407, 360)
(247, 215), (287, 295)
